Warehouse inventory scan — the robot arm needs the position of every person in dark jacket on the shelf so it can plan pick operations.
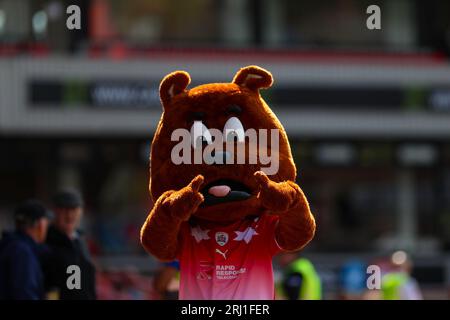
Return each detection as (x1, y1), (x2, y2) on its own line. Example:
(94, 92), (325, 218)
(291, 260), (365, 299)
(43, 190), (97, 300)
(0, 200), (51, 300)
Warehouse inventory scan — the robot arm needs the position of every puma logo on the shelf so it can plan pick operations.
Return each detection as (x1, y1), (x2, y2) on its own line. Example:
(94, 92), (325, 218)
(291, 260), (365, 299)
(215, 248), (228, 260)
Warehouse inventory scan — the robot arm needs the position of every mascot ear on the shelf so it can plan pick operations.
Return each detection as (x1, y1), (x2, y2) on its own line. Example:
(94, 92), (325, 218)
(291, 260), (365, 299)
(232, 65), (273, 91)
(159, 71), (191, 107)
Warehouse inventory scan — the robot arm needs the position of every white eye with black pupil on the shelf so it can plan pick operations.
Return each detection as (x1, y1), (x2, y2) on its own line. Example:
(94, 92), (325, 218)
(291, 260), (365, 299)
(190, 121), (212, 148)
(223, 117), (245, 143)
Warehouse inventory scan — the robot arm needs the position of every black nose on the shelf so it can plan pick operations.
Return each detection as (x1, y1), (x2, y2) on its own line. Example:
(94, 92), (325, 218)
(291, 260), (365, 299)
(210, 151), (231, 165)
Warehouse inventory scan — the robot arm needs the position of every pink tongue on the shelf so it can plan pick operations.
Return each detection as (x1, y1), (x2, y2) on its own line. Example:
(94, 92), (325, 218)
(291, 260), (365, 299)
(208, 185), (231, 197)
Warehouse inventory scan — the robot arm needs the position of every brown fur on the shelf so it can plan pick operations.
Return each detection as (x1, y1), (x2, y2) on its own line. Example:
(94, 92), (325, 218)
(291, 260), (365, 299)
(141, 66), (316, 261)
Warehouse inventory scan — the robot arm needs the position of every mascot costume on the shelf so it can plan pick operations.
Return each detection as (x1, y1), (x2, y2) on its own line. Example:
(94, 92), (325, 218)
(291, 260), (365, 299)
(141, 66), (316, 299)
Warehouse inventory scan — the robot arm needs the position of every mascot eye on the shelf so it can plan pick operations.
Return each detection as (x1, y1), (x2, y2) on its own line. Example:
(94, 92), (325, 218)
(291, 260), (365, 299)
(223, 117), (245, 143)
(190, 121), (212, 148)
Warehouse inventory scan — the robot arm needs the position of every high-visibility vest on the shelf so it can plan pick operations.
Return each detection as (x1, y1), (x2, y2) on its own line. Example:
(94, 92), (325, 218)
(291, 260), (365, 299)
(287, 258), (322, 300)
(381, 272), (408, 300)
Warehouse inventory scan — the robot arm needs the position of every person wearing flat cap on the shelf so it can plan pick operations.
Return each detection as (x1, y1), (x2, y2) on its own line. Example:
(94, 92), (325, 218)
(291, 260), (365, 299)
(43, 190), (97, 300)
(0, 200), (52, 299)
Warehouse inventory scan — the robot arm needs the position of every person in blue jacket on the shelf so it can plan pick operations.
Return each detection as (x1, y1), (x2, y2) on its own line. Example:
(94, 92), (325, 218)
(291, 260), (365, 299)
(0, 200), (52, 300)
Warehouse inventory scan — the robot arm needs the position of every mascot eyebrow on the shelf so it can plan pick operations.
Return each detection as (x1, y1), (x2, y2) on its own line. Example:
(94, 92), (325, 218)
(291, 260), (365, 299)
(189, 105), (241, 122)
(190, 111), (206, 121)
(226, 104), (242, 115)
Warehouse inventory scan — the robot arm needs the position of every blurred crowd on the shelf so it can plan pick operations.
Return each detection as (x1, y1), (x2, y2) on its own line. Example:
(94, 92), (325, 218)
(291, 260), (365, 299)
(0, 190), (426, 300)
(0, 191), (96, 299)
(149, 250), (424, 301)
(0, 190), (159, 300)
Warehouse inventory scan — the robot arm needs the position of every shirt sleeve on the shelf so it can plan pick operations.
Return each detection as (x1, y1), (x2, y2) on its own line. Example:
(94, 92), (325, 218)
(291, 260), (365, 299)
(258, 214), (283, 256)
(175, 222), (189, 260)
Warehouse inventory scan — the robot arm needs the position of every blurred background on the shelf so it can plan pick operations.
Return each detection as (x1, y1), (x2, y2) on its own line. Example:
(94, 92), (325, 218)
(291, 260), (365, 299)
(0, 0), (450, 299)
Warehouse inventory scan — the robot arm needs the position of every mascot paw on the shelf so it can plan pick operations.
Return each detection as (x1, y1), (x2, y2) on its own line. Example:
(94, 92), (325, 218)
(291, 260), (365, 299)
(165, 175), (205, 221)
(254, 171), (300, 213)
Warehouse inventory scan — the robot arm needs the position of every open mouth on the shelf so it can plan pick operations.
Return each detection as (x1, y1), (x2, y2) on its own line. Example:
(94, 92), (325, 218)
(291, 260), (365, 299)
(200, 179), (252, 206)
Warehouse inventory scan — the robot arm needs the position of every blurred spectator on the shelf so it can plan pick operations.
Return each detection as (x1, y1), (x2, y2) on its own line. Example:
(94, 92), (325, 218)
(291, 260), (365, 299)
(153, 261), (180, 300)
(381, 250), (423, 300)
(338, 259), (367, 300)
(277, 252), (322, 300)
(0, 200), (52, 300)
(42, 190), (97, 300)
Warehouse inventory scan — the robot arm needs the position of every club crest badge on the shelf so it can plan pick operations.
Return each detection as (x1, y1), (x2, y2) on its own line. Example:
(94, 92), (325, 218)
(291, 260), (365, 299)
(215, 232), (228, 246)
